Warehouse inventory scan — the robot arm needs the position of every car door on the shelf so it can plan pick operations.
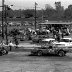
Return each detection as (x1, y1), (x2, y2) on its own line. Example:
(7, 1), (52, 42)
(47, 46), (55, 54)
(41, 47), (49, 54)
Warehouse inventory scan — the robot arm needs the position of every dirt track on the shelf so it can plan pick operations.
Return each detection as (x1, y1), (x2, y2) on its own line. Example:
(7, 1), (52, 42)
(0, 52), (72, 72)
(0, 41), (72, 72)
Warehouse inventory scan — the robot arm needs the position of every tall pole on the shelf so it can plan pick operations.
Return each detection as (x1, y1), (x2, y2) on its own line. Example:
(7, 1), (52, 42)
(2, 0), (4, 40)
(42, 9), (44, 21)
(5, 5), (8, 45)
(35, 2), (37, 30)
(20, 9), (22, 26)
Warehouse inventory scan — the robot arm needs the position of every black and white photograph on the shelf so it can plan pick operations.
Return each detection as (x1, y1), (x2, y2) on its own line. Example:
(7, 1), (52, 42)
(0, 0), (72, 72)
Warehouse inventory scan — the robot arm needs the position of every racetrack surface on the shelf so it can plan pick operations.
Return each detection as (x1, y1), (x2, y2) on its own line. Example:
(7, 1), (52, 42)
(0, 52), (72, 72)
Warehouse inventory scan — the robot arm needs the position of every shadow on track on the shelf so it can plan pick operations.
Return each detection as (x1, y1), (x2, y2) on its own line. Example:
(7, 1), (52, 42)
(28, 53), (72, 61)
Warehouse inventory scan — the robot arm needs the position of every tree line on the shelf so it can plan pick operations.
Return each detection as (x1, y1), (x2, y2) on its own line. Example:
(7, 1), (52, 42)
(0, 3), (72, 21)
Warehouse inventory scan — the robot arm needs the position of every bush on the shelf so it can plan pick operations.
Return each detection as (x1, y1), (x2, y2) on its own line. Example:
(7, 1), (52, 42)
(9, 28), (20, 36)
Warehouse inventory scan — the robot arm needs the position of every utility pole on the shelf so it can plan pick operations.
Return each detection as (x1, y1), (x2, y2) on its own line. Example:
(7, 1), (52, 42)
(42, 9), (44, 21)
(5, 5), (8, 45)
(2, 0), (5, 40)
(35, 2), (37, 30)
(4, 5), (13, 44)
(20, 9), (22, 26)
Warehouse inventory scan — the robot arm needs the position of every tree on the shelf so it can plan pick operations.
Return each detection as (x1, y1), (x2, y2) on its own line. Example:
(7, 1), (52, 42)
(6, 7), (14, 18)
(64, 5), (72, 20)
(45, 8), (56, 17)
(55, 2), (64, 18)
(8, 28), (20, 46)
(9, 28), (20, 36)
(23, 9), (34, 18)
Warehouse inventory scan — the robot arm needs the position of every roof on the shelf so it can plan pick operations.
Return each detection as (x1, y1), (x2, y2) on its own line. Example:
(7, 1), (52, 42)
(39, 22), (72, 25)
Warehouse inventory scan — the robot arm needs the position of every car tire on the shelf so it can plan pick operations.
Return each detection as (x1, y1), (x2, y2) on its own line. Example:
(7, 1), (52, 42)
(2, 50), (6, 55)
(37, 51), (43, 56)
(58, 51), (65, 57)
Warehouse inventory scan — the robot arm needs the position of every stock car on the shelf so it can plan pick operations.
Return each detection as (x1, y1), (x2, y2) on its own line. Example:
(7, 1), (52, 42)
(31, 44), (69, 56)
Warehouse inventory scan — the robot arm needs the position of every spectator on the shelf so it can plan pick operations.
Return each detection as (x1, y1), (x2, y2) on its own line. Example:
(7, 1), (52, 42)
(8, 41), (13, 51)
(13, 36), (19, 48)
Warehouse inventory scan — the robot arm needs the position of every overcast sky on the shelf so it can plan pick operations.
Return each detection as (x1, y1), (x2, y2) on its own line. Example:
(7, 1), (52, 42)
(0, 0), (72, 10)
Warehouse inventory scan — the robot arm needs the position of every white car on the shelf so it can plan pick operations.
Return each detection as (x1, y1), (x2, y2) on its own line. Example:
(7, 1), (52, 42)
(53, 37), (72, 47)
(41, 38), (55, 44)
(42, 38), (55, 42)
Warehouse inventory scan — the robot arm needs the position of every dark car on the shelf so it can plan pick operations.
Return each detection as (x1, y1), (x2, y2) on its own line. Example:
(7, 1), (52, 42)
(32, 35), (49, 43)
(32, 36), (42, 43)
(31, 45), (69, 57)
(0, 46), (8, 56)
(32, 30), (49, 43)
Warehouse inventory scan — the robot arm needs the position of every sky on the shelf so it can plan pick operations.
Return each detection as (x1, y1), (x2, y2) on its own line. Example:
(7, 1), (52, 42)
(0, 0), (72, 10)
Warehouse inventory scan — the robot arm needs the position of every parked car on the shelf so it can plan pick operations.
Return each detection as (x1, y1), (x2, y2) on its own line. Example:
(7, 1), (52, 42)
(41, 38), (55, 43)
(32, 30), (49, 43)
(32, 36), (42, 43)
(31, 44), (70, 57)
(53, 37), (72, 47)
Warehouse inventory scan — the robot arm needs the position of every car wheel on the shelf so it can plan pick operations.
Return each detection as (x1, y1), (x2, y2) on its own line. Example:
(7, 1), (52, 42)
(58, 51), (65, 57)
(2, 50), (6, 55)
(37, 51), (43, 56)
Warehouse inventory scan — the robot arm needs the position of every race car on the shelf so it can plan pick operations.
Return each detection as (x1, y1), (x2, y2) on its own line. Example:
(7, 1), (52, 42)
(31, 44), (69, 57)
